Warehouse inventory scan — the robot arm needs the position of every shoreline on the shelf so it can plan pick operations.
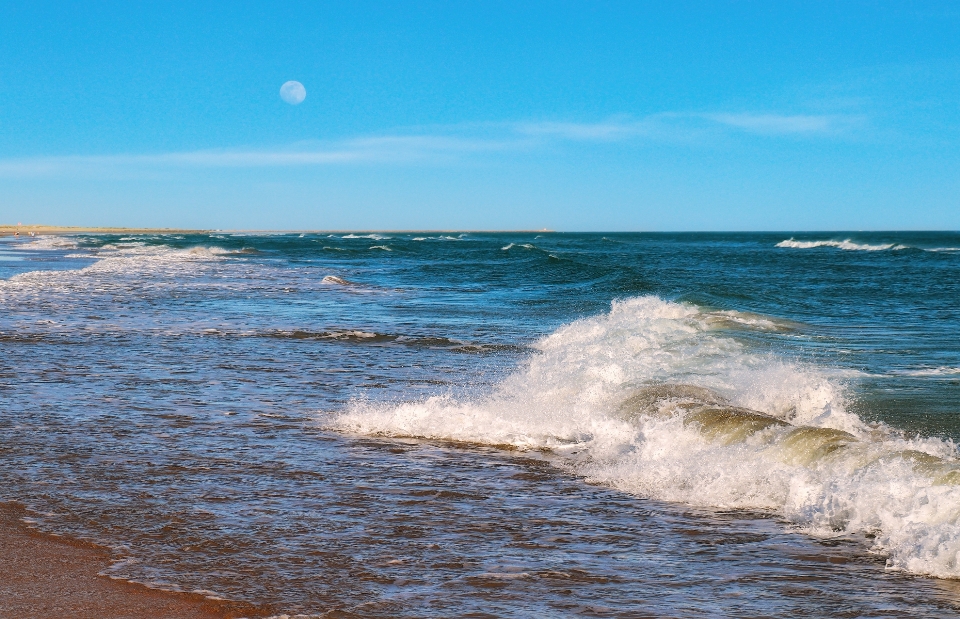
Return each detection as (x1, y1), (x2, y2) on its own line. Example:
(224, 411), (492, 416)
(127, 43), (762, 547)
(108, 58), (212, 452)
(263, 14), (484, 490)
(0, 225), (211, 236)
(0, 503), (265, 618)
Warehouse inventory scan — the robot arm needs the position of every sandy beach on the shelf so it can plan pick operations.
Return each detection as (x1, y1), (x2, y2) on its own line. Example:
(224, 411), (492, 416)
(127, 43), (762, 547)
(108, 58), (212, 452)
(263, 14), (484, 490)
(0, 503), (262, 619)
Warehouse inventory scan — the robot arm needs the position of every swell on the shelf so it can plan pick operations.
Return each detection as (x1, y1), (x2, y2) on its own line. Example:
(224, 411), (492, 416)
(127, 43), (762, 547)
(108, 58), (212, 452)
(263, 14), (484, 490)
(263, 329), (523, 353)
(334, 296), (960, 579)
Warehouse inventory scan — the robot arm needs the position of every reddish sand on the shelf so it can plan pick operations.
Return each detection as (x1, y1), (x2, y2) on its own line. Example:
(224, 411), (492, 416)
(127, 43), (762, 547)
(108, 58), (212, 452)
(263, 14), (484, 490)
(0, 504), (264, 619)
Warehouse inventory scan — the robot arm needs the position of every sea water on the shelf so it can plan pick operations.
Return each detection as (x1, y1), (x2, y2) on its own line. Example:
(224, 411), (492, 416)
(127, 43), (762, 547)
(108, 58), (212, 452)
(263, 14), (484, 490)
(1, 232), (959, 617)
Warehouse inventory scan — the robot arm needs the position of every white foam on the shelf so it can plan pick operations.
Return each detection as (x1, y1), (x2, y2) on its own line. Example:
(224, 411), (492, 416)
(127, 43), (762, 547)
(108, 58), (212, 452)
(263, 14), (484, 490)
(501, 243), (537, 251)
(0, 243), (234, 298)
(334, 296), (960, 579)
(342, 233), (390, 240)
(776, 238), (896, 251)
(893, 367), (960, 378)
(16, 236), (79, 250)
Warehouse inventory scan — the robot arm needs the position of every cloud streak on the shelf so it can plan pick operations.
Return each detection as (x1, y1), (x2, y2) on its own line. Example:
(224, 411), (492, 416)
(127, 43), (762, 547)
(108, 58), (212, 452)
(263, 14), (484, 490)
(0, 134), (526, 177)
(0, 112), (859, 177)
(523, 112), (860, 140)
(707, 113), (859, 134)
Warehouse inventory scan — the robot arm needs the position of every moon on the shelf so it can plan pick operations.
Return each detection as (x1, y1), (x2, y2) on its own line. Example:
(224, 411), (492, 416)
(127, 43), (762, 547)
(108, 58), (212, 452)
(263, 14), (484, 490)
(280, 81), (306, 105)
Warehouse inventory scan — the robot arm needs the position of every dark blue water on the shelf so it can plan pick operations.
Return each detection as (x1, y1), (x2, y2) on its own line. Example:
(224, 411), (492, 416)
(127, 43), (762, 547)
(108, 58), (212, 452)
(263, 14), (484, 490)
(1, 232), (959, 617)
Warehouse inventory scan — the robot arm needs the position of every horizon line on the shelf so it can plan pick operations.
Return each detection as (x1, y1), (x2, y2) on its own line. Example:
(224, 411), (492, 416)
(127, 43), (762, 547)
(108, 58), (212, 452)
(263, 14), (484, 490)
(2, 226), (958, 235)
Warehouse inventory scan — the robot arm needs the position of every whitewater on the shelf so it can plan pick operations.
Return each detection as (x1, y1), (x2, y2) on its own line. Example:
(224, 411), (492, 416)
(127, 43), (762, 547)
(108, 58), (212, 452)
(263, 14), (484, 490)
(337, 296), (960, 578)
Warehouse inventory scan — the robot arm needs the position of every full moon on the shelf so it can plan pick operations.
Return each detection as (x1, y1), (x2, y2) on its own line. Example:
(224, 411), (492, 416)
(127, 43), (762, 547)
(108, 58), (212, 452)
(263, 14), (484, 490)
(280, 81), (306, 105)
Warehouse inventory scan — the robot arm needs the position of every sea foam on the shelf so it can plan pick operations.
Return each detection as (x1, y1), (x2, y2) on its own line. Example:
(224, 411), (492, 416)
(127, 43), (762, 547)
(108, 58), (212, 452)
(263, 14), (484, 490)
(335, 296), (960, 578)
(17, 236), (80, 250)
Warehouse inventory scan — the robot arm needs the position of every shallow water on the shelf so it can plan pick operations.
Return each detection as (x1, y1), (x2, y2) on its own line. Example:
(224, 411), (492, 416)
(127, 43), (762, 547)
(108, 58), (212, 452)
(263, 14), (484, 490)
(1, 232), (959, 617)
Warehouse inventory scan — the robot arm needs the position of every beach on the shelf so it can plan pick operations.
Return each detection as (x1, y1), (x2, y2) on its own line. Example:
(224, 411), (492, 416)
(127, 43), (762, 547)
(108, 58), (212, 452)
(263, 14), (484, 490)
(0, 226), (210, 237)
(0, 504), (259, 618)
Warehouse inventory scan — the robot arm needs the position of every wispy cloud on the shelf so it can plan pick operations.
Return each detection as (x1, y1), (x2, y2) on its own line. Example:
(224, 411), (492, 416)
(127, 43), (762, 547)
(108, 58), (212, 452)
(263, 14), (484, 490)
(519, 112), (858, 140)
(514, 119), (655, 140)
(707, 113), (858, 135)
(0, 111), (861, 177)
(0, 134), (524, 177)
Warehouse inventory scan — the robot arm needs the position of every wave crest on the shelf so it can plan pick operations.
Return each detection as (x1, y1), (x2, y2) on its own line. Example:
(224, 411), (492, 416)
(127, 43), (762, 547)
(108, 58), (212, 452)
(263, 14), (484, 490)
(776, 238), (900, 251)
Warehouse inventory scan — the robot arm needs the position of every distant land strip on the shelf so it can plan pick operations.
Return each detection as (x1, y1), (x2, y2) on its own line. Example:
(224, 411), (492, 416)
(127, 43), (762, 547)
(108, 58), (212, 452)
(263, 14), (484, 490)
(1, 225), (554, 236)
(0, 225), (210, 235)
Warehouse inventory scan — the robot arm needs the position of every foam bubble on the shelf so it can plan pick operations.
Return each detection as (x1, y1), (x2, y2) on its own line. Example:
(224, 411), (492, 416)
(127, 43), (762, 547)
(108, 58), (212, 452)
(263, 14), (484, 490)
(334, 296), (960, 578)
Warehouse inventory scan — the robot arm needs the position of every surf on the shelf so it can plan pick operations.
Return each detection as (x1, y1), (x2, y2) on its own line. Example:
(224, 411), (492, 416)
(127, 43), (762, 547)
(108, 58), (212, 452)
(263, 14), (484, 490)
(335, 295), (960, 578)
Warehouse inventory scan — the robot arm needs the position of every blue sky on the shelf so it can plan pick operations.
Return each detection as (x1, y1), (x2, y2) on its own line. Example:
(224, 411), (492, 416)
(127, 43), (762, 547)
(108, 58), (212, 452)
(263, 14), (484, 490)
(1, 1), (958, 230)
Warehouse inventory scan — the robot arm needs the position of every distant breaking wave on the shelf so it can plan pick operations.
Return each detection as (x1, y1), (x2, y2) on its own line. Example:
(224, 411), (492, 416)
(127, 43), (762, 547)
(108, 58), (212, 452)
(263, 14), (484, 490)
(335, 296), (960, 579)
(501, 243), (537, 251)
(777, 238), (960, 252)
(17, 236), (80, 250)
(776, 238), (907, 251)
(341, 234), (391, 240)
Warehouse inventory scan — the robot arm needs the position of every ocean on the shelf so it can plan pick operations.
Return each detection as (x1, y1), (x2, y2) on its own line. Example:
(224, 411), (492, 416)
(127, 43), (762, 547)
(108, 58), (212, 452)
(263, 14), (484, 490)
(2, 231), (960, 617)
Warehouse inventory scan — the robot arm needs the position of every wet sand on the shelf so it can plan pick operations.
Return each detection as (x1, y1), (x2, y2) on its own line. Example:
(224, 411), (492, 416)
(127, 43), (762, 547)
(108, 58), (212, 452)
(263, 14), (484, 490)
(0, 504), (262, 619)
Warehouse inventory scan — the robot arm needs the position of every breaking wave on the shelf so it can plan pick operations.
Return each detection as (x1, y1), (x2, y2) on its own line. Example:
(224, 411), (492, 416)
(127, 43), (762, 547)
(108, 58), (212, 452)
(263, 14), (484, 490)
(776, 239), (906, 251)
(501, 243), (537, 251)
(341, 234), (390, 240)
(335, 296), (960, 579)
(17, 236), (80, 250)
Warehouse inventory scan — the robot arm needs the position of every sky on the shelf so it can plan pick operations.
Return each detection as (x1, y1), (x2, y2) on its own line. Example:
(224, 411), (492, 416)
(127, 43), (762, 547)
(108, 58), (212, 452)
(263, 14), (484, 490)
(1, 1), (959, 230)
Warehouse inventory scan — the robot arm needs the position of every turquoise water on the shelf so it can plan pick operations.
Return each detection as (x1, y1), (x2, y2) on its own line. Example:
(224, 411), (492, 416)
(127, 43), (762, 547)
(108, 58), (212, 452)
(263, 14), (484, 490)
(1, 232), (959, 617)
